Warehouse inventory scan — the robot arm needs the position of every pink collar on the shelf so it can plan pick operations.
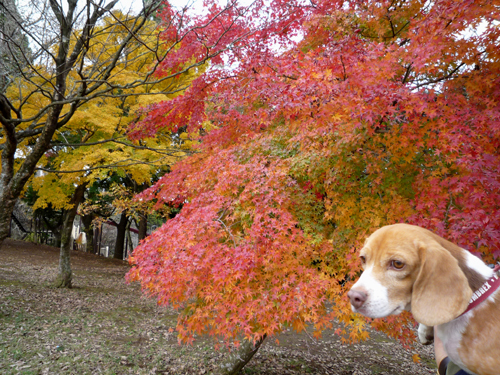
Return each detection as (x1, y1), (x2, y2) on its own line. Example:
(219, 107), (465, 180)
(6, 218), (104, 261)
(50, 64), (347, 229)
(460, 264), (500, 317)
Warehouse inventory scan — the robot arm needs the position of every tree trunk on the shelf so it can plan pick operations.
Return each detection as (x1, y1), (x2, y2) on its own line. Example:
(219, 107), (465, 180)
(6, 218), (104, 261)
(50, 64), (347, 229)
(138, 213), (147, 241)
(113, 211), (128, 260)
(125, 220), (133, 259)
(0, 0), (86, 248)
(81, 214), (94, 253)
(94, 224), (101, 255)
(0, 94), (18, 247)
(42, 211), (63, 247)
(0, 195), (17, 247)
(214, 336), (266, 375)
(53, 184), (87, 288)
(0, 107), (66, 248)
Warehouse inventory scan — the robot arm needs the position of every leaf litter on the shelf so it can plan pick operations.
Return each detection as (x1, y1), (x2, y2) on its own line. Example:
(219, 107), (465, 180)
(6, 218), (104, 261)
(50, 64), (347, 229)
(0, 239), (436, 374)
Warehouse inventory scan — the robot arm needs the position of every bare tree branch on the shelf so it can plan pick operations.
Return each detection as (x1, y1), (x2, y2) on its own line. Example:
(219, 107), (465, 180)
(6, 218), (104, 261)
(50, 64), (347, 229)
(35, 155), (180, 174)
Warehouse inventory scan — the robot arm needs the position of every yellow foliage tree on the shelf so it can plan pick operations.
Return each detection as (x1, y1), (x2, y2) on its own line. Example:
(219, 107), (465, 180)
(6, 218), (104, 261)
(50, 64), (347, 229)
(24, 12), (202, 287)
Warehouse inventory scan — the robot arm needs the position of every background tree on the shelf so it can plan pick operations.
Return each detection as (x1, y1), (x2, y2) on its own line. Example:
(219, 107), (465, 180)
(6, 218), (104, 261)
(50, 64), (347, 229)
(0, 0), (30, 92)
(0, 0), (157, 247)
(26, 11), (200, 287)
(0, 0), (250, 250)
(128, 0), (500, 373)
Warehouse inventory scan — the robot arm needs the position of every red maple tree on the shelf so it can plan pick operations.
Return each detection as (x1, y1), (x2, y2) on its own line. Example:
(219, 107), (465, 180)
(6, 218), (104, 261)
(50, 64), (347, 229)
(127, 0), (500, 348)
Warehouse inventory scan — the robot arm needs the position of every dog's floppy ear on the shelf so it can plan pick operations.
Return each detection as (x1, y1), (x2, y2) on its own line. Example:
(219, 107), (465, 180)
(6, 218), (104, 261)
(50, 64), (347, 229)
(411, 240), (472, 326)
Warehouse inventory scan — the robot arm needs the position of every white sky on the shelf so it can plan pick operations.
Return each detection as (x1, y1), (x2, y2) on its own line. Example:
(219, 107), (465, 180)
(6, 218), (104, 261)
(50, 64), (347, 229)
(16, 0), (205, 18)
(118, 0), (206, 15)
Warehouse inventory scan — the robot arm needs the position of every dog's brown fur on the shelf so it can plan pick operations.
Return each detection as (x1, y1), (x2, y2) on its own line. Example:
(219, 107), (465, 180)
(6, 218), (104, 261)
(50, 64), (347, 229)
(352, 224), (500, 375)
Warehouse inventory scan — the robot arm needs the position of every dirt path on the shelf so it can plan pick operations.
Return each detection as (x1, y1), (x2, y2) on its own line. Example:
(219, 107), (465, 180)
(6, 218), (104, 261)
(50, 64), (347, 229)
(0, 239), (436, 375)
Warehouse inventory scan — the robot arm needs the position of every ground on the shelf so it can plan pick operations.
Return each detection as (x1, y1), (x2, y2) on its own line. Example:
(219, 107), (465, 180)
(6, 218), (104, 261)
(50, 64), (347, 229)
(0, 239), (437, 375)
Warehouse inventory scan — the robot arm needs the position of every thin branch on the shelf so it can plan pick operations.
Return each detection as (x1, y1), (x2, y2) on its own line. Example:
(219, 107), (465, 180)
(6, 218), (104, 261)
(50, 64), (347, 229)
(340, 55), (347, 81)
(50, 136), (198, 156)
(35, 155), (181, 174)
(216, 210), (237, 247)
(402, 63), (412, 84)
(413, 63), (466, 89)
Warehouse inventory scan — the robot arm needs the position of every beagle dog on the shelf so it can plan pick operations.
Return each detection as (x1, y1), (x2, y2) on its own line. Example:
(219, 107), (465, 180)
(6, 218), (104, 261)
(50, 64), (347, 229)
(347, 224), (500, 375)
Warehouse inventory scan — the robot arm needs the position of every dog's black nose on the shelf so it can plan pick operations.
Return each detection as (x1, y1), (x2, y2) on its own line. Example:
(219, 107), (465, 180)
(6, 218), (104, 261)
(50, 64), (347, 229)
(348, 290), (367, 309)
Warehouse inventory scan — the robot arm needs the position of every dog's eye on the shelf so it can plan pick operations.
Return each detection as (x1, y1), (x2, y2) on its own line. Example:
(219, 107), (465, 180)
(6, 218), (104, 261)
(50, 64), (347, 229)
(390, 260), (405, 270)
(359, 255), (366, 264)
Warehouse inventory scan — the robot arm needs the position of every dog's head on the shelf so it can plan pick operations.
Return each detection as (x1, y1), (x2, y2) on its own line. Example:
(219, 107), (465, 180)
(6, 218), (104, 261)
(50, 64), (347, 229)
(348, 224), (473, 326)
